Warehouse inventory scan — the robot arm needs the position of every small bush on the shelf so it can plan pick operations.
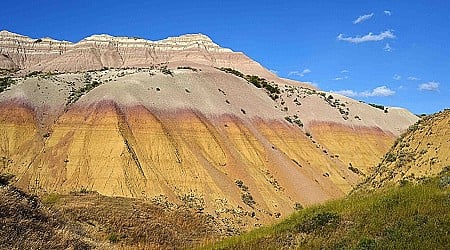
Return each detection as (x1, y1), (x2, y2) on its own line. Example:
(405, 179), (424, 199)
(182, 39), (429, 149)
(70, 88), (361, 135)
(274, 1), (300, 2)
(385, 152), (397, 162)
(357, 238), (377, 250)
(0, 173), (14, 185)
(177, 66), (198, 72)
(294, 202), (303, 210)
(0, 77), (16, 92)
(296, 211), (340, 233)
(439, 176), (450, 188)
(242, 193), (256, 207)
(369, 103), (385, 111)
(43, 193), (60, 205)
(107, 232), (119, 243)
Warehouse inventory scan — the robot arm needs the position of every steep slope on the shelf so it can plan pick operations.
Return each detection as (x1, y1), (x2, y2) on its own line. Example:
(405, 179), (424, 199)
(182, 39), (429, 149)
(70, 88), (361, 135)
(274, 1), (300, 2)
(0, 174), (225, 249)
(361, 109), (450, 189)
(0, 31), (419, 226)
(0, 175), (91, 249)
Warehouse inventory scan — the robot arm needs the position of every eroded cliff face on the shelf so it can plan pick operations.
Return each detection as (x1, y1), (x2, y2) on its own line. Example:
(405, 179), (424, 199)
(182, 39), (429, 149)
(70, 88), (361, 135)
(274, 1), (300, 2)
(0, 31), (419, 224)
(0, 30), (281, 82)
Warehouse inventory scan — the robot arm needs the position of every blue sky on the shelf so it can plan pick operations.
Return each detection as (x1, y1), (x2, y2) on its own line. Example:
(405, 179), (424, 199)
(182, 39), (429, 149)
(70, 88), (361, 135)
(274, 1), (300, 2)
(1, 0), (449, 114)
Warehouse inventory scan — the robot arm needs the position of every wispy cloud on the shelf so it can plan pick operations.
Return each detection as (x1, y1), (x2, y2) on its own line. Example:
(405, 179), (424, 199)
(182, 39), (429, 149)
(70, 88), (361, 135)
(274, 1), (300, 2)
(331, 86), (395, 97)
(332, 90), (358, 97)
(353, 13), (374, 24)
(288, 68), (311, 77)
(384, 10), (392, 16)
(337, 30), (395, 44)
(419, 81), (440, 91)
(269, 69), (278, 75)
(408, 76), (420, 81)
(332, 76), (349, 81)
(361, 86), (395, 97)
(341, 70), (349, 73)
(393, 74), (401, 80)
(384, 43), (392, 52)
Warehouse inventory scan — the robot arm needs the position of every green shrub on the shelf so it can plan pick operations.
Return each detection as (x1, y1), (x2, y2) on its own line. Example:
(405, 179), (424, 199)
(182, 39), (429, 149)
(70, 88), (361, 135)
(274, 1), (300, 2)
(242, 193), (256, 207)
(385, 152), (397, 162)
(107, 232), (119, 243)
(43, 193), (60, 205)
(369, 103), (385, 111)
(0, 173), (14, 185)
(357, 238), (377, 250)
(294, 203), (303, 210)
(0, 77), (16, 92)
(296, 211), (340, 233)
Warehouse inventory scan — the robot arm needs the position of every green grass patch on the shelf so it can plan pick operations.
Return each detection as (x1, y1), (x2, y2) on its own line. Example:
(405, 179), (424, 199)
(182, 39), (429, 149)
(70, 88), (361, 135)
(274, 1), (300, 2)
(202, 172), (450, 249)
(42, 193), (61, 205)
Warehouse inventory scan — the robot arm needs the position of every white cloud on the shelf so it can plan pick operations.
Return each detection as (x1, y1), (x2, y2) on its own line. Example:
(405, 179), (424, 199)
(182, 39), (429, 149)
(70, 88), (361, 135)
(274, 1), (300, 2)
(331, 90), (358, 97)
(337, 30), (395, 44)
(340, 70), (349, 73)
(393, 74), (401, 80)
(361, 86), (395, 97)
(353, 13), (374, 24)
(384, 43), (392, 52)
(419, 81), (440, 91)
(408, 76), (420, 81)
(332, 76), (349, 81)
(384, 10), (392, 16)
(288, 68), (311, 77)
(331, 86), (395, 97)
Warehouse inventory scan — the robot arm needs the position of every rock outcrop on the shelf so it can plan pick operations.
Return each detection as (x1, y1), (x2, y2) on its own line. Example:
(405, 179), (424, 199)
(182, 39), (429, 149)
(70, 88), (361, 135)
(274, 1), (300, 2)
(0, 30), (282, 82)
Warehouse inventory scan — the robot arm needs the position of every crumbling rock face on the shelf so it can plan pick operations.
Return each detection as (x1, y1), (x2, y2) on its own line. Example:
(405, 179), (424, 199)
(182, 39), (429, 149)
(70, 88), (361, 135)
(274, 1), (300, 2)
(0, 30), (278, 81)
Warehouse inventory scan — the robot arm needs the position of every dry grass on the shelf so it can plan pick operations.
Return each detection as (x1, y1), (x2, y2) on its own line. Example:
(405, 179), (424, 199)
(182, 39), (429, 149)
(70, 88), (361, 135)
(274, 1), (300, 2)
(1, 177), (226, 249)
(0, 184), (90, 249)
(49, 193), (223, 249)
(202, 169), (450, 249)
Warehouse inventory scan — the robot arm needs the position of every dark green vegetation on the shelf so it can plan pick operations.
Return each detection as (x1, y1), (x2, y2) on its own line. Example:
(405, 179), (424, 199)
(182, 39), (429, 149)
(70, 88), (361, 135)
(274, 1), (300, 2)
(67, 73), (102, 106)
(285, 115), (304, 128)
(0, 77), (16, 92)
(177, 66), (199, 72)
(219, 67), (280, 100)
(204, 168), (450, 249)
(368, 103), (388, 113)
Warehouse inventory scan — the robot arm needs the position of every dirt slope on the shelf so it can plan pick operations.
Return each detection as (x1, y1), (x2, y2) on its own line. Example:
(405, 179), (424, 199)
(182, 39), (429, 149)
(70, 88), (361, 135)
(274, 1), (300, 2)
(360, 109), (450, 189)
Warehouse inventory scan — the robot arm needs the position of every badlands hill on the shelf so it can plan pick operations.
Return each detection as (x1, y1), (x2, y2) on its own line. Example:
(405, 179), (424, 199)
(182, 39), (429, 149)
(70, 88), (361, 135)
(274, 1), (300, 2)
(361, 109), (450, 189)
(208, 109), (450, 249)
(0, 30), (418, 226)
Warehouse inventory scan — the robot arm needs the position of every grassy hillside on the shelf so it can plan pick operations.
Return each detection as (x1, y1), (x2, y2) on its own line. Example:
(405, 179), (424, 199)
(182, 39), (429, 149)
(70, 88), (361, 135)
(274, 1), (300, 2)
(203, 167), (450, 249)
(363, 109), (450, 189)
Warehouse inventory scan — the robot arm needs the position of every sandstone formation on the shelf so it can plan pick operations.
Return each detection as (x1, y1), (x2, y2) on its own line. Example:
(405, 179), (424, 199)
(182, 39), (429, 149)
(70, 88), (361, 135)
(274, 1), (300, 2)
(0, 31), (419, 225)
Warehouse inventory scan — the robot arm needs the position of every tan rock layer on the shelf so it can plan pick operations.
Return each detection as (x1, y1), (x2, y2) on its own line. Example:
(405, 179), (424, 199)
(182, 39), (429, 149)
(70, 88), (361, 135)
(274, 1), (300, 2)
(309, 122), (396, 175)
(0, 100), (369, 220)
